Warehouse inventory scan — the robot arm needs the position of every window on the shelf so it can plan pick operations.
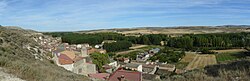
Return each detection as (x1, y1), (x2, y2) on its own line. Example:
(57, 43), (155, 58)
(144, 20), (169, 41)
(78, 68), (82, 73)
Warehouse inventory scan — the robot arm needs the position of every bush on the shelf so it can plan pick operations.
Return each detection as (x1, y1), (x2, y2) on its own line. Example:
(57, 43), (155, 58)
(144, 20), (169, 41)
(200, 48), (215, 54)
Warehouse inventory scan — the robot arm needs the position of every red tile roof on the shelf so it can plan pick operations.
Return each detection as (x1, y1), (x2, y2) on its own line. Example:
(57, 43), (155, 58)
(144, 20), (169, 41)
(108, 70), (142, 81)
(58, 54), (74, 65)
(73, 56), (84, 62)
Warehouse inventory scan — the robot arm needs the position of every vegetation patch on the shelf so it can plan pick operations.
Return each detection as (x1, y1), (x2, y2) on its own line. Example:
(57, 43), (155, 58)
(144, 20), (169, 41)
(216, 52), (250, 62)
(90, 52), (110, 72)
(175, 62), (189, 69)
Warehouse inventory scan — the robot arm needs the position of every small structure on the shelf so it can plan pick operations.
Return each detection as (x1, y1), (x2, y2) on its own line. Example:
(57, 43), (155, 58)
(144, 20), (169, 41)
(142, 65), (159, 74)
(136, 52), (150, 62)
(117, 57), (130, 63)
(108, 70), (142, 81)
(149, 48), (160, 54)
(94, 45), (102, 49)
(103, 60), (120, 73)
(123, 63), (142, 72)
(109, 60), (118, 67)
(158, 64), (176, 72)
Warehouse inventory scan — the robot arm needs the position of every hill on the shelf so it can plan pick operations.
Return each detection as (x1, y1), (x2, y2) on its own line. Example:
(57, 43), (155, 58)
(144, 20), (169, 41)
(0, 26), (90, 81)
(78, 25), (250, 35)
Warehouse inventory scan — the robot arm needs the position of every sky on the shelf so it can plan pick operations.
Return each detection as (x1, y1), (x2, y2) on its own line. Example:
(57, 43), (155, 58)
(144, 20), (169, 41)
(0, 0), (250, 31)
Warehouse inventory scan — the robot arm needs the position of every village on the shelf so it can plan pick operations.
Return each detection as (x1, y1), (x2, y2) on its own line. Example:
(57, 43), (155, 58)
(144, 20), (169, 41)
(32, 32), (250, 81)
(33, 34), (185, 81)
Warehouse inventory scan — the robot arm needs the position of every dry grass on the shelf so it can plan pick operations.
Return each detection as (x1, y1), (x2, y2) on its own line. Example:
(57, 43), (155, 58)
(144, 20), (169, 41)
(129, 45), (148, 49)
(186, 54), (217, 70)
(180, 52), (197, 63)
(117, 45), (148, 54)
(0, 27), (90, 81)
(211, 49), (247, 53)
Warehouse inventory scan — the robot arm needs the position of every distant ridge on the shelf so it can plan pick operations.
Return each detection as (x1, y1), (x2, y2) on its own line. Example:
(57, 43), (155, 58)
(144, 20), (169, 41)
(77, 25), (250, 34)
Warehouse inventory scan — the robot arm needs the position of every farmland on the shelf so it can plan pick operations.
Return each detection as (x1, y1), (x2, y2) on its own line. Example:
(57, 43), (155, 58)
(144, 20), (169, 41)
(186, 54), (217, 70)
(215, 52), (249, 62)
(180, 52), (197, 63)
(214, 49), (248, 62)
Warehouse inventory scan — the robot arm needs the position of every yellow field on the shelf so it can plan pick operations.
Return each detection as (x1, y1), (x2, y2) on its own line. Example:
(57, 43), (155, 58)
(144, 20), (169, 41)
(186, 54), (217, 70)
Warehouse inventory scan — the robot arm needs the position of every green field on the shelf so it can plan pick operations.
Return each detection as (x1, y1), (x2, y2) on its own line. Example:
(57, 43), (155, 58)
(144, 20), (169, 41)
(216, 52), (246, 62)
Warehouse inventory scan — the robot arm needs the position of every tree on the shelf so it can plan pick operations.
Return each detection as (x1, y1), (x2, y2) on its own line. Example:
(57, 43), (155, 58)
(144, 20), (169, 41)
(90, 53), (110, 72)
(103, 41), (132, 52)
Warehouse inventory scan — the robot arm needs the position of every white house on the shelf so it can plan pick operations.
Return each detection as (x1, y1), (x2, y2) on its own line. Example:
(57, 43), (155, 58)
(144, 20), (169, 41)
(124, 63), (143, 72)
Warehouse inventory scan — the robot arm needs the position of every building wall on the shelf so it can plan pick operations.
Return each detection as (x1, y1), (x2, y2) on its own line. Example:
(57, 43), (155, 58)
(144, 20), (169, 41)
(81, 47), (88, 57)
(138, 65), (143, 72)
(58, 64), (74, 71)
(73, 63), (97, 75)
(73, 59), (96, 75)
(108, 61), (118, 67)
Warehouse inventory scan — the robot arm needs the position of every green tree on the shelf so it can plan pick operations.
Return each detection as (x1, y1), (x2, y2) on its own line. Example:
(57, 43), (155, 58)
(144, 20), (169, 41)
(90, 53), (110, 72)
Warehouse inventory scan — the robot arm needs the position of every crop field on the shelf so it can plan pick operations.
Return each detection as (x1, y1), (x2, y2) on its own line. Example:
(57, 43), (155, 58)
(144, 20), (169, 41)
(177, 52), (197, 69)
(186, 54), (217, 70)
(216, 53), (238, 62)
(216, 52), (247, 62)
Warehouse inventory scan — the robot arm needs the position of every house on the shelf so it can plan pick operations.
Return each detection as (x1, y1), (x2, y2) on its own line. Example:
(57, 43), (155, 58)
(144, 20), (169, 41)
(108, 60), (118, 67)
(88, 73), (110, 81)
(73, 57), (97, 76)
(123, 63), (142, 72)
(53, 50), (97, 75)
(142, 64), (158, 74)
(53, 50), (76, 71)
(117, 57), (130, 63)
(136, 52), (150, 62)
(149, 48), (160, 54)
(108, 69), (142, 81)
(103, 60), (120, 73)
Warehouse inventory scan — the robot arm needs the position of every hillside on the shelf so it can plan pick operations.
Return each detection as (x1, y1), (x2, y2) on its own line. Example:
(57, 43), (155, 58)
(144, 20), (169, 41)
(0, 26), (90, 81)
(79, 25), (250, 35)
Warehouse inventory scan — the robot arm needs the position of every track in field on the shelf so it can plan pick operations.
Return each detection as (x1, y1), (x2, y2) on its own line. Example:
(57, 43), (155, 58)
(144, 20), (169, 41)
(186, 54), (217, 70)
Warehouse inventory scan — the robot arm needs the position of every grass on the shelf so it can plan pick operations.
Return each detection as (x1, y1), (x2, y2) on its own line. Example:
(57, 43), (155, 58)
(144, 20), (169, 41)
(175, 62), (189, 69)
(216, 52), (246, 62)
(139, 45), (164, 50)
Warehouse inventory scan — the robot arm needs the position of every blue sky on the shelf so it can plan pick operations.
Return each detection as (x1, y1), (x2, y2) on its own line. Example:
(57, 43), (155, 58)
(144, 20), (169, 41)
(0, 0), (250, 31)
